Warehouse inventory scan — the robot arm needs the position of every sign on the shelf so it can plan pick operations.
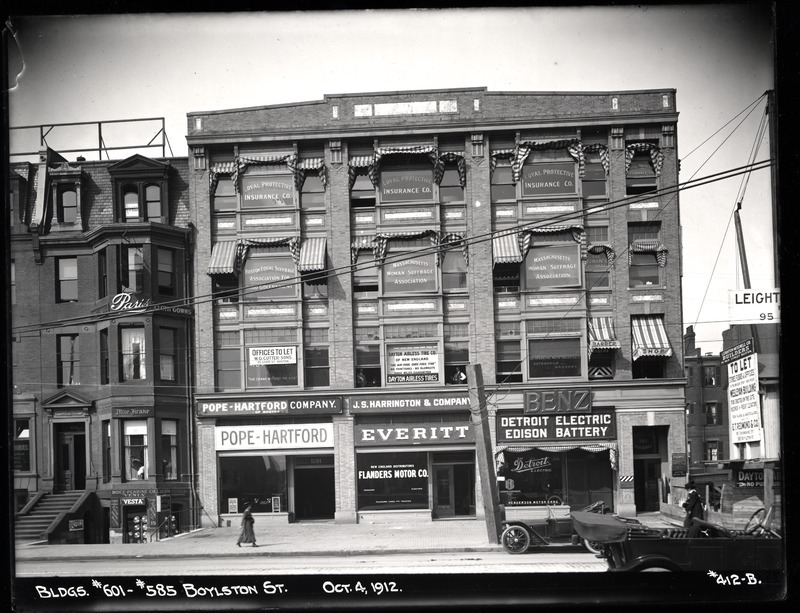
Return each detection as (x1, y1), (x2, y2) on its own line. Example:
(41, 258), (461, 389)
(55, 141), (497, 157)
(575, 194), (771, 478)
(228, 498), (239, 514)
(112, 407), (154, 418)
(521, 162), (577, 196)
(728, 289), (780, 324)
(525, 244), (581, 289)
(524, 389), (592, 414)
(726, 351), (762, 443)
(68, 519), (84, 532)
(214, 423), (334, 451)
(672, 453), (687, 477)
(355, 423), (473, 447)
(197, 396), (342, 416)
(382, 253), (437, 293)
(386, 344), (439, 383)
(379, 169), (434, 202)
(734, 468), (764, 488)
(110, 293), (193, 315)
(243, 259), (296, 298)
(348, 391), (470, 413)
(122, 498), (145, 505)
(248, 346), (296, 366)
(721, 339), (754, 364)
(240, 175), (294, 207)
(13, 440), (30, 471)
(356, 451), (429, 510)
(496, 410), (616, 443)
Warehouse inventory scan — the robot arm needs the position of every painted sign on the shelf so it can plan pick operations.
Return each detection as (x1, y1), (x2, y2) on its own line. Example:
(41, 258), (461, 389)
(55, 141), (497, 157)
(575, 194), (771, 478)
(243, 259), (296, 298)
(524, 389), (592, 414)
(672, 452), (688, 477)
(355, 423), (473, 447)
(521, 162), (577, 196)
(525, 244), (581, 289)
(248, 346), (296, 366)
(240, 175), (294, 207)
(214, 423), (334, 450)
(734, 468), (764, 488)
(726, 351), (762, 443)
(356, 451), (429, 510)
(112, 407), (154, 418)
(382, 253), (436, 293)
(496, 410), (616, 443)
(386, 344), (439, 383)
(728, 289), (780, 324)
(197, 396), (342, 416)
(380, 169), (434, 202)
(349, 391), (470, 413)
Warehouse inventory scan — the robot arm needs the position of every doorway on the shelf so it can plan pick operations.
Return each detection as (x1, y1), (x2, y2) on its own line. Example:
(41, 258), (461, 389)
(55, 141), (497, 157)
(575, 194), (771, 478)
(432, 452), (475, 519)
(634, 458), (661, 512)
(293, 456), (335, 521)
(54, 422), (86, 492)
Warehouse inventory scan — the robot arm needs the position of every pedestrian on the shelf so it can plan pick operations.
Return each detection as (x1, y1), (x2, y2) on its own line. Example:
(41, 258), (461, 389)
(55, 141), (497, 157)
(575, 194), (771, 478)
(236, 503), (258, 547)
(682, 481), (705, 529)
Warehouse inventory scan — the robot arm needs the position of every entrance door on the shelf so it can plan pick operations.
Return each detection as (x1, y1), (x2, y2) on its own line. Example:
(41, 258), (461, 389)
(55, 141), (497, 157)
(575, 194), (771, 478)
(633, 458), (661, 512)
(294, 465), (335, 520)
(55, 423), (86, 492)
(433, 466), (455, 518)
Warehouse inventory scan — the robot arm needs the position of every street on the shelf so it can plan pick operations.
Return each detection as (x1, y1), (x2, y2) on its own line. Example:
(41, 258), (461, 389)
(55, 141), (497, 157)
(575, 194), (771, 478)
(16, 550), (606, 577)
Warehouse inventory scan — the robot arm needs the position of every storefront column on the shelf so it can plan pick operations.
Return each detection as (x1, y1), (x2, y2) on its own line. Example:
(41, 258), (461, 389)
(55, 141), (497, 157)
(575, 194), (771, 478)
(196, 421), (219, 528)
(333, 414), (357, 523)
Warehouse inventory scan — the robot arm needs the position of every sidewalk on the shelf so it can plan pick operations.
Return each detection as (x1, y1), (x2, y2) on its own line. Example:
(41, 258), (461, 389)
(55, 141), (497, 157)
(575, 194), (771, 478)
(15, 513), (678, 562)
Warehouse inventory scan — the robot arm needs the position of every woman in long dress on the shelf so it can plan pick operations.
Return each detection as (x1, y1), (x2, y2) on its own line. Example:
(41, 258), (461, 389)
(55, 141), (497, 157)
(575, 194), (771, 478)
(236, 504), (258, 547)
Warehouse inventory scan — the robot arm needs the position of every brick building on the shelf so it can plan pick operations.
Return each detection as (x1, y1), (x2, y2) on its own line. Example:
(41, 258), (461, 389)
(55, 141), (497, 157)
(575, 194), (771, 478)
(185, 87), (686, 525)
(10, 148), (195, 544)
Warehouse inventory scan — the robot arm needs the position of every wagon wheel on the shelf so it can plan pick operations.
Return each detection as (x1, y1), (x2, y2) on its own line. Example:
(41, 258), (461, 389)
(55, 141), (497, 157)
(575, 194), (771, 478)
(501, 525), (531, 554)
(744, 508), (768, 535)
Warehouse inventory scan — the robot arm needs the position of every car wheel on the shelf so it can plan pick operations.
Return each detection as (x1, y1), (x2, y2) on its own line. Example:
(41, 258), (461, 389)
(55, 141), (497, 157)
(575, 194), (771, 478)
(501, 525), (531, 554)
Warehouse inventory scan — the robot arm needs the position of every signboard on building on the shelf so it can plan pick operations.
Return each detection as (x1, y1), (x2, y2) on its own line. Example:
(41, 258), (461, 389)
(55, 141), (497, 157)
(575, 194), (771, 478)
(248, 346), (296, 366)
(240, 175), (294, 207)
(671, 452), (688, 477)
(525, 244), (581, 289)
(728, 289), (780, 324)
(382, 254), (437, 293)
(112, 407), (154, 418)
(197, 396), (342, 416)
(722, 340), (762, 444)
(734, 468), (764, 488)
(524, 389), (592, 414)
(354, 423), (473, 446)
(68, 519), (84, 532)
(386, 344), (440, 383)
(243, 259), (296, 298)
(214, 423), (334, 451)
(348, 391), (470, 413)
(521, 162), (577, 196)
(496, 410), (616, 443)
(356, 451), (429, 510)
(379, 169), (434, 202)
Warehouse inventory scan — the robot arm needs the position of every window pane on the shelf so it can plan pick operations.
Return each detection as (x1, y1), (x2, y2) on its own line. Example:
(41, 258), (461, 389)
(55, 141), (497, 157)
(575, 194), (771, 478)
(158, 248), (175, 294)
(124, 190), (139, 219)
(145, 185), (161, 218)
(528, 338), (581, 378)
(61, 189), (78, 223)
(121, 328), (147, 380)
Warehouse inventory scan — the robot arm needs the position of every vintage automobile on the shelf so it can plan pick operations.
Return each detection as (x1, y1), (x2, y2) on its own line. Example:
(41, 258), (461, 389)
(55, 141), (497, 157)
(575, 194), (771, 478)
(570, 509), (783, 572)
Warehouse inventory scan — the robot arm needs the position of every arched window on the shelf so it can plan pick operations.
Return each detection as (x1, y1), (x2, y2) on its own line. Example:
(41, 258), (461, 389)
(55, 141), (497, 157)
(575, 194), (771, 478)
(124, 187), (139, 220)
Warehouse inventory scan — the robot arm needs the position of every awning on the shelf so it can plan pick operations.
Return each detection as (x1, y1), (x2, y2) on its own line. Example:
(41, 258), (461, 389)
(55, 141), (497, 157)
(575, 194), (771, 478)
(493, 231), (523, 265)
(207, 241), (238, 276)
(588, 317), (621, 354)
(631, 315), (673, 361)
(298, 237), (327, 272)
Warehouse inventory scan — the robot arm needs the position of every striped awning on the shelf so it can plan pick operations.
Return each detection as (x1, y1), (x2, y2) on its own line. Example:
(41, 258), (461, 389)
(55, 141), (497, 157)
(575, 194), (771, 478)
(298, 237), (327, 272)
(351, 235), (376, 265)
(296, 157), (328, 190)
(493, 231), (523, 265)
(625, 142), (664, 176)
(631, 315), (673, 361)
(588, 317), (621, 354)
(629, 240), (668, 267)
(511, 139), (583, 183)
(207, 241), (238, 276)
(209, 161), (236, 193)
(369, 145), (438, 186)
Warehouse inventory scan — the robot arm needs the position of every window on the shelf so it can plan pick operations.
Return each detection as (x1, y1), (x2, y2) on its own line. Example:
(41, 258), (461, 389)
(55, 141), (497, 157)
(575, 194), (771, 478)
(496, 339), (522, 383)
(124, 420), (148, 481)
(10, 261), (15, 305)
(244, 328), (298, 388)
(160, 420), (178, 480)
(528, 338), (581, 378)
(520, 157), (577, 198)
(56, 257), (79, 302)
(685, 365), (693, 386)
(57, 187), (78, 223)
(629, 253), (659, 287)
(98, 249), (108, 299)
(304, 328), (330, 387)
(122, 184), (163, 221)
(582, 156), (607, 198)
(350, 173), (376, 208)
(588, 351), (614, 379)
(704, 441), (720, 462)
(355, 333), (381, 387)
(300, 173), (324, 209)
(493, 263), (520, 293)
(439, 167), (464, 203)
(145, 185), (162, 219)
(379, 165), (434, 204)
(353, 248), (379, 294)
(120, 327), (146, 381)
(14, 419), (31, 472)
(213, 177), (236, 211)
(157, 248), (175, 295)
(123, 187), (139, 221)
(585, 226), (609, 243)
(632, 357), (666, 379)
(102, 420), (111, 483)
(381, 240), (437, 294)
(120, 246), (145, 293)
(626, 150), (658, 195)
(585, 252), (610, 289)
(240, 172), (294, 209)
(441, 249), (467, 291)
(158, 327), (177, 382)
(100, 329), (109, 385)
(241, 247), (297, 299)
(491, 162), (515, 201)
(444, 323), (469, 385)
(705, 403), (723, 426)
(703, 366), (719, 386)
(524, 237), (582, 290)
(215, 331), (241, 391)
(57, 334), (80, 386)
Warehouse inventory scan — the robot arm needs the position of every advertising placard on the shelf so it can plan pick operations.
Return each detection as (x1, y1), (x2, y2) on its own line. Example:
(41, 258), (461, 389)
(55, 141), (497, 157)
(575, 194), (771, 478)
(734, 468), (764, 488)
(726, 351), (762, 443)
(240, 175), (294, 207)
(356, 451), (429, 510)
(525, 244), (581, 289)
(248, 346), (296, 366)
(382, 253), (437, 293)
(496, 410), (616, 443)
(214, 423), (334, 451)
(521, 162), (577, 197)
(728, 289), (780, 324)
(386, 344), (440, 383)
(379, 169), (434, 202)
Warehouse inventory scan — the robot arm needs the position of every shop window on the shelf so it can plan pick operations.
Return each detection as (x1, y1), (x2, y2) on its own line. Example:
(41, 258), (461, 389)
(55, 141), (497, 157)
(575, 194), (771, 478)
(704, 441), (720, 462)
(626, 151), (657, 195)
(497, 449), (564, 505)
(496, 339), (522, 383)
(350, 173), (376, 208)
(213, 177), (237, 211)
(120, 327), (147, 381)
(703, 366), (719, 386)
(56, 334), (80, 387)
(629, 253), (660, 287)
(98, 249), (108, 299)
(528, 337), (581, 378)
(493, 263), (520, 293)
(356, 343), (381, 387)
(300, 174), (324, 209)
(56, 257), (79, 302)
(100, 329), (109, 385)
(244, 328), (299, 388)
(158, 327), (177, 382)
(585, 252), (610, 289)
(57, 187), (78, 223)
(218, 455), (287, 514)
(304, 328), (330, 388)
(157, 248), (176, 295)
(102, 420), (111, 483)
(120, 246), (145, 293)
(357, 451), (428, 510)
(13, 419), (31, 472)
(491, 162), (515, 202)
(588, 351), (614, 380)
(632, 357), (666, 379)
(124, 420), (148, 481)
(160, 420), (178, 480)
(439, 167), (464, 203)
(441, 249), (467, 291)
(705, 403), (723, 426)
(215, 331), (242, 391)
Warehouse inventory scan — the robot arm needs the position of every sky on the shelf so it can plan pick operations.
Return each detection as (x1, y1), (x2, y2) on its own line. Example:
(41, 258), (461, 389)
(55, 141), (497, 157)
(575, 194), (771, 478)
(5, 5), (779, 354)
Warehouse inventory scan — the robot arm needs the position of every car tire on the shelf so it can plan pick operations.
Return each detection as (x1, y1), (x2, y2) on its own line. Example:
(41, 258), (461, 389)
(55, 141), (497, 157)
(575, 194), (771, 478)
(501, 525), (531, 554)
